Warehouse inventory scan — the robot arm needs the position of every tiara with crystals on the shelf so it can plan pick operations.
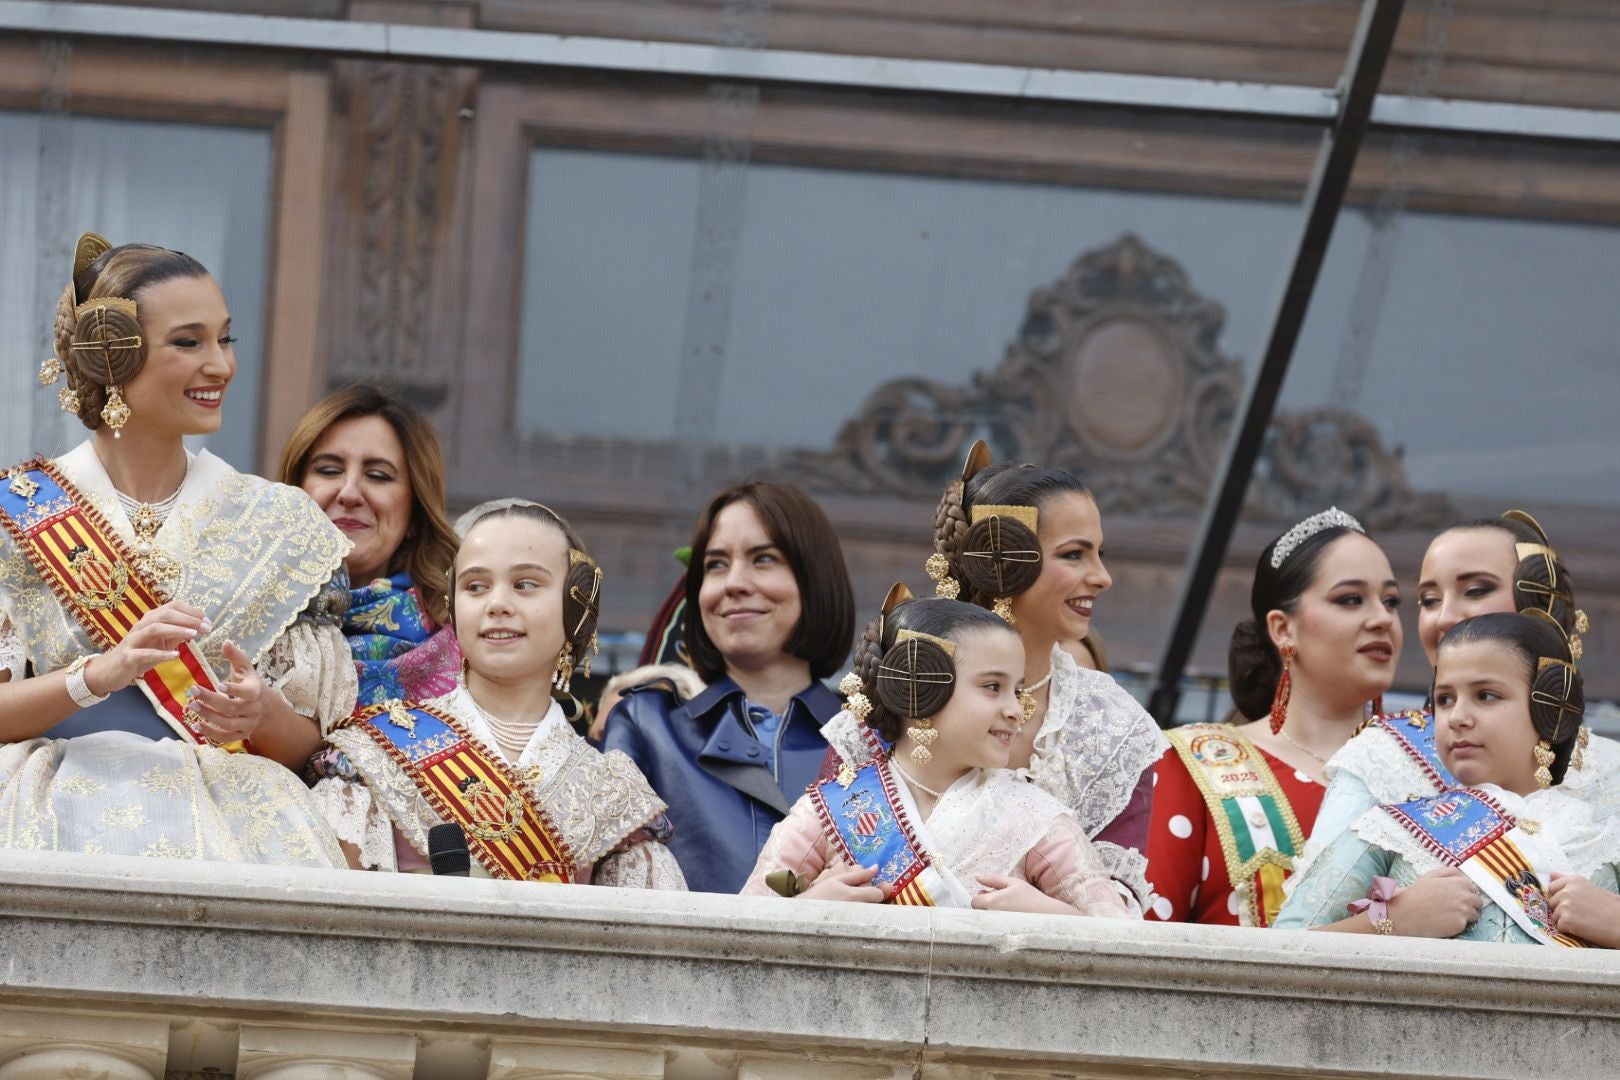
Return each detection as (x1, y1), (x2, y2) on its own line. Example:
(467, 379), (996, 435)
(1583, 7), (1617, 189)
(1269, 507), (1365, 569)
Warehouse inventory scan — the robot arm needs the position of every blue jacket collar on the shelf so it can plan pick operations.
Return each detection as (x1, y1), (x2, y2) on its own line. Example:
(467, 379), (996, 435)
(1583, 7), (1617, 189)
(686, 675), (841, 728)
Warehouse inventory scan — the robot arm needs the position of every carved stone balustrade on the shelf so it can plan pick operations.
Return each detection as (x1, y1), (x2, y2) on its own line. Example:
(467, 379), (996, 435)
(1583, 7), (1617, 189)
(0, 851), (1616, 1078)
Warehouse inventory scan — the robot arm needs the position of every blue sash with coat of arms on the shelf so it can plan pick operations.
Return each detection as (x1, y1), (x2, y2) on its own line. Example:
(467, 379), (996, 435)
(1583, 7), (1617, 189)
(1383, 788), (1586, 947)
(809, 758), (940, 906)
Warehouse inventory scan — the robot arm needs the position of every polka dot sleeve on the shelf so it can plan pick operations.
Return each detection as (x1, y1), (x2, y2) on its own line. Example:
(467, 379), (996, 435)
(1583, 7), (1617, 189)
(1143, 746), (1211, 922)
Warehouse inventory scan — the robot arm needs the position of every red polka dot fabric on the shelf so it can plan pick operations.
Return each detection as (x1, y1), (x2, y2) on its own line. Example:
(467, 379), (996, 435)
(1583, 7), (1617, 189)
(1143, 743), (1325, 925)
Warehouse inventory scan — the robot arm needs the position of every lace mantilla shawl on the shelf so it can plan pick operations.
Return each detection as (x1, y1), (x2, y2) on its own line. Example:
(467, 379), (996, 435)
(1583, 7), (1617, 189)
(1025, 646), (1167, 831)
(0, 442), (349, 678)
(321, 686), (669, 875)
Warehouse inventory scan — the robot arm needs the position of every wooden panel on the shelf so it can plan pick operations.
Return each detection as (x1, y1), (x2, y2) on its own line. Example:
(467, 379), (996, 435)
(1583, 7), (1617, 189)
(259, 69), (333, 477)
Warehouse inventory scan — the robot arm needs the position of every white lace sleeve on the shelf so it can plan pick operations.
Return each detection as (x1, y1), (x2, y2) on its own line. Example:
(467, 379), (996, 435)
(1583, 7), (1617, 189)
(1091, 838), (1154, 911)
(591, 840), (689, 890)
(1027, 648), (1169, 837)
(260, 621), (360, 734)
(0, 615), (22, 682)
(309, 776), (399, 871)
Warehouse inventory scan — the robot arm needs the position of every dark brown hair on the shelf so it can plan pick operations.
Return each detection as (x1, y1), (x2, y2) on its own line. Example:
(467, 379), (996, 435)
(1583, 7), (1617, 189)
(1438, 612), (1583, 785)
(54, 242), (210, 430)
(849, 597), (1012, 744)
(1228, 523), (1367, 721)
(278, 383), (459, 625)
(1443, 516), (1580, 636)
(931, 462), (1092, 607)
(684, 481), (855, 683)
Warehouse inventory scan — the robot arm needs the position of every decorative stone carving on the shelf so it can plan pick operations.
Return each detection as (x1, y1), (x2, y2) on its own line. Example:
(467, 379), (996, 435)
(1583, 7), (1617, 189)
(793, 234), (1451, 529)
(327, 57), (474, 408)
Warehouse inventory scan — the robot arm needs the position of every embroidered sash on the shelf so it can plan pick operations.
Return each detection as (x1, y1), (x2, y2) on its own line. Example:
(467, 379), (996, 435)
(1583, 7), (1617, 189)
(810, 758), (945, 906)
(1371, 709), (1453, 792)
(341, 699), (574, 882)
(0, 459), (245, 751)
(1383, 789), (1586, 947)
(1166, 724), (1305, 927)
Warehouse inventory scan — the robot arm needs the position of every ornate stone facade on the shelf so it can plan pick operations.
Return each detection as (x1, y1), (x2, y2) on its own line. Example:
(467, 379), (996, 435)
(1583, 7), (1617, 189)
(794, 234), (1452, 530)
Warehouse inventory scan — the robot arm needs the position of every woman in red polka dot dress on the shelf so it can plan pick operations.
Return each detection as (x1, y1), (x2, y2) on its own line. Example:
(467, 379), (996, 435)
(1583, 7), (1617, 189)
(1144, 509), (1403, 927)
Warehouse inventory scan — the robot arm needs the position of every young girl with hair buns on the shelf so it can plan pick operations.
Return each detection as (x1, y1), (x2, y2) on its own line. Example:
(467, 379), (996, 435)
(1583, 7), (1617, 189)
(310, 501), (684, 887)
(0, 232), (353, 865)
(1276, 612), (1620, 945)
(743, 590), (1134, 917)
(1145, 509), (1402, 926)
(920, 442), (1166, 907)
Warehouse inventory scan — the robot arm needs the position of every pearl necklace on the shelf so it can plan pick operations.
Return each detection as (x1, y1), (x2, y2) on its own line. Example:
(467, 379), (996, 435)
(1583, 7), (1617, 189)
(459, 679), (542, 760)
(890, 757), (945, 799)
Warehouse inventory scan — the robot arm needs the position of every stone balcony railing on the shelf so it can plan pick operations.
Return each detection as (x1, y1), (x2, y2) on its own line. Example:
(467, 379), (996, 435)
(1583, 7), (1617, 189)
(1, 851), (1618, 1079)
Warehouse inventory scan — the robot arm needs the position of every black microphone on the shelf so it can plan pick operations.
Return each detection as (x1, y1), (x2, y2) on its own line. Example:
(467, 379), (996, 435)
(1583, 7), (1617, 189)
(428, 823), (471, 877)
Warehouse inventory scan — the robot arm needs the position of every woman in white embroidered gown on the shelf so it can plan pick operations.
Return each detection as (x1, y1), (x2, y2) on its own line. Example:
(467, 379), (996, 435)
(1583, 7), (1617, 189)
(0, 233), (354, 866)
(1275, 612), (1620, 943)
(921, 443), (1165, 905)
(745, 593), (1133, 917)
(1293, 513), (1619, 885)
(311, 501), (686, 888)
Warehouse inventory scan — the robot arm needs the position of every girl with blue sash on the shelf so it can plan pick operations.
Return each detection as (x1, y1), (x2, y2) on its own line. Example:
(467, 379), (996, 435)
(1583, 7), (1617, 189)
(1276, 612), (1620, 944)
(1294, 513), (1619, 885)
(743, 591), (1134, 917)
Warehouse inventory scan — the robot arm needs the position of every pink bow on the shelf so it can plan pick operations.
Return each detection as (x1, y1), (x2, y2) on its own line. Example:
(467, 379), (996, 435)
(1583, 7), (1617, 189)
(1346, 875), (1398, 923)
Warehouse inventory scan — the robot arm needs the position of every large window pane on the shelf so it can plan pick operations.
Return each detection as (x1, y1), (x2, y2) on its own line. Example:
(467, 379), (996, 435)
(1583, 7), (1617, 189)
(0, 111), (274, 471)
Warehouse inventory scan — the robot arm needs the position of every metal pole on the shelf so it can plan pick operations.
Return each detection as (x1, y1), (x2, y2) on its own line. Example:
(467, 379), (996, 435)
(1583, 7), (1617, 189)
(1146, 0), (1408, 725)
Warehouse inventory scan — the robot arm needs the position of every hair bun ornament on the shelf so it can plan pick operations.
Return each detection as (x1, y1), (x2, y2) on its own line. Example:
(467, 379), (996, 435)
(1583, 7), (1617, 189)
(1504, 509), (1584, 657)
(873, 630), (956, 722)
(927, 440), (993, 599)
(958, 504), (1041, 622)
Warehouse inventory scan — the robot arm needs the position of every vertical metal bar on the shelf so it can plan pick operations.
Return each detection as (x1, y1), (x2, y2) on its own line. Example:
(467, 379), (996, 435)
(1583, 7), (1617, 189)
(1146, 0), (1408, 725)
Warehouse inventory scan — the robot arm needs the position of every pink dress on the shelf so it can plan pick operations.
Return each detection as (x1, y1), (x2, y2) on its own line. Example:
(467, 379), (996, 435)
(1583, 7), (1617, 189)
(742, 748), (1135, 917)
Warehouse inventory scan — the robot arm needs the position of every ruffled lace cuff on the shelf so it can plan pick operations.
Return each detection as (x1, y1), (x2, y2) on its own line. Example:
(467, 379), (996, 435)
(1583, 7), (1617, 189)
(262, 620), (360, 734)
(309, 775), (398, 871)
(592, 840), (688, 890)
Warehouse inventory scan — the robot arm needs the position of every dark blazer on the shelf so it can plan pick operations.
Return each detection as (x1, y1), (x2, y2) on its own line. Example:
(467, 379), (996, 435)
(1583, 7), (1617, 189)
(603, 675), (840, 893)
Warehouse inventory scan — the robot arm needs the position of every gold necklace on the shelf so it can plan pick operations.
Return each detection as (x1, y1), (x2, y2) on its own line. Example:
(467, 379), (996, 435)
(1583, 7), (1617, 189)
(1279, 726), (1330, 767)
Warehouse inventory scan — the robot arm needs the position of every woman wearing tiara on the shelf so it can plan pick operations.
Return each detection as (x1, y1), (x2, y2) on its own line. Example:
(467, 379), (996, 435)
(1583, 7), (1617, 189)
(309, 500), (684, 886)
(1276, 611), (1620, 945)
(744, 588), (1133, 918)
(1290, 512), (1618, 884)
(916, 442), (1165, 906)
(0, 233), (353, 865)
(1144, 508), (1402, 926)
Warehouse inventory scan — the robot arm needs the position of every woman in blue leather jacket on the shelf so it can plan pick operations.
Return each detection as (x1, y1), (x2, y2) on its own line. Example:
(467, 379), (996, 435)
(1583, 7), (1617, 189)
(603, 481), (854, 892)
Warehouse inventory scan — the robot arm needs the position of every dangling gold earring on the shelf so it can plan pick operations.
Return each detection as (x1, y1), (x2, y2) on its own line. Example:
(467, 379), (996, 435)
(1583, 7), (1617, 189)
(992, 596), (1015, 624)
(906, 718), (939, 765)
(1574, 727), (1591, 772)
(553, 641), (575, 693)
(1533, 739), (1556, 789)
(580, 632), (599, 679)
(101, 384), (131, 437)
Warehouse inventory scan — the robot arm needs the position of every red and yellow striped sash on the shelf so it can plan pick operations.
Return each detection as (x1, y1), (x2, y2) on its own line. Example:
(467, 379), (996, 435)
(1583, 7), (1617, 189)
(344, 700), (574, 882)
(0, 459), (243, 751)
